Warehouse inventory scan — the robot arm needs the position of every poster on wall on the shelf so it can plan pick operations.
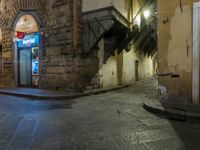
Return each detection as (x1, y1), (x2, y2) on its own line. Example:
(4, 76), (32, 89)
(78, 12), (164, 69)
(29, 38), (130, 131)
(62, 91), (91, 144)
(32, 76), (39, 86)
(32, 59), (39, 75)
(32, 47), (39, 75)
(32, 47), (39, 60)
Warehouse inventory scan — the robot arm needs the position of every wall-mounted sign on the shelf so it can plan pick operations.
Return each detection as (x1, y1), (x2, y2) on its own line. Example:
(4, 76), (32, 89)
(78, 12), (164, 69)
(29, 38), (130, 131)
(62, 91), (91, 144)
(23, 38), (36, 46)
(17, 32), (39, 48)
(16, 31), (25, 39)
(32, 47), (39, 75)
(32, 59), (39, 75)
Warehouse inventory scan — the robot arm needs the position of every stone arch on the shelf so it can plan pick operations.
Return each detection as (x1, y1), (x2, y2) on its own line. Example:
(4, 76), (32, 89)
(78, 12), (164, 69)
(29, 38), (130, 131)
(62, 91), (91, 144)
(13, 11), (41, 33)
(0, 11), (7, 29)
(14, 14), (39, 34)
(9, 0), (46, 28)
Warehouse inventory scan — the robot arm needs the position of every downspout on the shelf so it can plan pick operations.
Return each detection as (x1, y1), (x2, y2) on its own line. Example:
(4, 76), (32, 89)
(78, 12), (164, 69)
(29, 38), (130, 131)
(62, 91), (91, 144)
(72, 0), (79, 56)
(130, 0), (133, 30)
(71, 0), (82, 56)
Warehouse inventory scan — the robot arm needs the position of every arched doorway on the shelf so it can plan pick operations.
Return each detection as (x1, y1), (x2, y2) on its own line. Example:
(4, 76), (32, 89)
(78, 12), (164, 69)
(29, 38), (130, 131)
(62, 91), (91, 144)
(13, 14), (40, 87)
(135, 60), (139, 81)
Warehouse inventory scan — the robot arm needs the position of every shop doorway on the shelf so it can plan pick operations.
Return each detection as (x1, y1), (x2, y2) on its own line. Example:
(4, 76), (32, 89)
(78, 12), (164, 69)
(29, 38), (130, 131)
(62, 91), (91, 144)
(13, 14), (40, 87)
(135, 60), (139, 81)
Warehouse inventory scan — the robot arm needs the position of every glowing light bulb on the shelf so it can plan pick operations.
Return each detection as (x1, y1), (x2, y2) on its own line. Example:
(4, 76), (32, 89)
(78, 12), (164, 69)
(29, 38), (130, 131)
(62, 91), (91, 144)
(143, 10), (150, 19)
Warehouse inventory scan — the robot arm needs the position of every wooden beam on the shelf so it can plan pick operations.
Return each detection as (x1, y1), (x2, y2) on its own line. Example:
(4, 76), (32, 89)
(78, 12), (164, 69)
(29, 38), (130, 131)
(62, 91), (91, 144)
(72, 0), (83, 55)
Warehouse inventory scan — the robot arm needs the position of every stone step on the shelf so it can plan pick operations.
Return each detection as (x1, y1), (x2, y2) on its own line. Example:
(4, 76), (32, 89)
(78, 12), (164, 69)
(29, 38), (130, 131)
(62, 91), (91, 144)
(86, 85), (100, 91)
(90, 77), (100, 85)
(0, 82), (8, 88)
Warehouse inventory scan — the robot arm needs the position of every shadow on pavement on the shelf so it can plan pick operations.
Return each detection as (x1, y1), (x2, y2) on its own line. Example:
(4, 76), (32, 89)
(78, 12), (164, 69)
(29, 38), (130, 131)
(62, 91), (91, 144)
(142, 77), (200, 150)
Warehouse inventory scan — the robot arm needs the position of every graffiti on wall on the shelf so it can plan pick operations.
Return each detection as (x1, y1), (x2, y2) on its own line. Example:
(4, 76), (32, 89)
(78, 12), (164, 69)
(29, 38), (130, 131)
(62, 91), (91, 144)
(158, 85), (168, 100)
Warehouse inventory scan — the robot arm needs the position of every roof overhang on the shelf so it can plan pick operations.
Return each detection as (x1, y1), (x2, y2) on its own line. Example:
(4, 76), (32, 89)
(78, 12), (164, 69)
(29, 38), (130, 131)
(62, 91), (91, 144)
(83, 6), (130, 28)
(83, 6), (131, 54)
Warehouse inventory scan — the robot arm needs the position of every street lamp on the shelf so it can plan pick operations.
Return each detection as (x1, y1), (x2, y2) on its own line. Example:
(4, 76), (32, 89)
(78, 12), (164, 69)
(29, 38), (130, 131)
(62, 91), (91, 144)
(143, 10), (150, 19)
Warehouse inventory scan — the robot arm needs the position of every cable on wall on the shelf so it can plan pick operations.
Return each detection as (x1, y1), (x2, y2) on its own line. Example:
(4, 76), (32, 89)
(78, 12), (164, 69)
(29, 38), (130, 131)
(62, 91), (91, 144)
(180, 0), (183, 12)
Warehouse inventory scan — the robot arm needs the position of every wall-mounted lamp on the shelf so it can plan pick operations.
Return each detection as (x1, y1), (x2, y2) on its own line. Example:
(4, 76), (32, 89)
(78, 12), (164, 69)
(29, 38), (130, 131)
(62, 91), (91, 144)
(143, 10), (150, 19)
(163, 17), (169, 24)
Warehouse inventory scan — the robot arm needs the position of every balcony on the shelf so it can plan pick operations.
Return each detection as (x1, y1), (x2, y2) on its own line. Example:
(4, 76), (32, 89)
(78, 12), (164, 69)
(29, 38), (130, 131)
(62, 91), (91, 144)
(82, 5), (130, 62)
(82, 0), (129, 19)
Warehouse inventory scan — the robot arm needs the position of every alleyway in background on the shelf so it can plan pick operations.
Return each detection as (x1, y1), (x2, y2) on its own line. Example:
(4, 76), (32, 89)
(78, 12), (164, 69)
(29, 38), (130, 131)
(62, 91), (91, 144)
(0, 77), (200, 150)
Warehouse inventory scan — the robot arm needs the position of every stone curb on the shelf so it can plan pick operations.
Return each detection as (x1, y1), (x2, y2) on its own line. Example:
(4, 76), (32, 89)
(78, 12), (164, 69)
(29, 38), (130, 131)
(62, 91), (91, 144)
(0, 90), (85, 100)
(0, 84), (131, 100)
(83, 84), (131, 96)
(143, 102), (200, 123)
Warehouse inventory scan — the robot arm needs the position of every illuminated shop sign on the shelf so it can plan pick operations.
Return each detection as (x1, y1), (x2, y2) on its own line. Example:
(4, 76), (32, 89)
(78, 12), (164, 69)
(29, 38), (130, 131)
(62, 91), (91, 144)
(23, 38), (36, 46)
(17, 32), (39, 48)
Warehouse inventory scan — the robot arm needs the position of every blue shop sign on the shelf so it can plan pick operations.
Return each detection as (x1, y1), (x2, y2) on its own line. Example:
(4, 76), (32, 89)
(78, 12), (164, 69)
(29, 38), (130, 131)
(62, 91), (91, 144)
(17, 32), (39, 48)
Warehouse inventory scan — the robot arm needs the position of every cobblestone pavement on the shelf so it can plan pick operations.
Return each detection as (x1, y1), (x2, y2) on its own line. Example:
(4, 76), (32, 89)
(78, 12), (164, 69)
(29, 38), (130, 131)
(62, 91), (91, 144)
(0, 77), (200, 150)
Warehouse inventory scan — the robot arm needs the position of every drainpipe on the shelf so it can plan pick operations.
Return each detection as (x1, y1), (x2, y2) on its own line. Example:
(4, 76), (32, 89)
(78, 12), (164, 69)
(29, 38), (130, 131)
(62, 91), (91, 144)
(72, 0), (78, 56)
(73, 0), (83, 57)
(130, 0), (133, 30)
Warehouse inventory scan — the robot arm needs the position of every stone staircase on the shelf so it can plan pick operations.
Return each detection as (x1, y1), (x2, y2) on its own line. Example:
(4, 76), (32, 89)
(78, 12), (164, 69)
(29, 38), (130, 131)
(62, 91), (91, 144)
(0, 83), (8, 88)
(85, 73), (101, 91)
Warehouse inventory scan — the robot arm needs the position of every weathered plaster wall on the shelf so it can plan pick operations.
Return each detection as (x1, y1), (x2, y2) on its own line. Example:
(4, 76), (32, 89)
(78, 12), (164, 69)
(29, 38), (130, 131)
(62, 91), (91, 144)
(99, 46), (155, 88)
(158, 0), (194, 103)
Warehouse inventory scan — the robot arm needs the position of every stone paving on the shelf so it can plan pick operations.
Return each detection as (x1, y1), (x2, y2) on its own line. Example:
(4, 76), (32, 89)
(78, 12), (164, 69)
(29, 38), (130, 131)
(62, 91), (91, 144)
(0, 78), (200, 150)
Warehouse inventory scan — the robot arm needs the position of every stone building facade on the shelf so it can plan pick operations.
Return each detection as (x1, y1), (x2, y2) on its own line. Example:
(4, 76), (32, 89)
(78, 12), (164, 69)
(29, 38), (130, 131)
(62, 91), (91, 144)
(158, 0), (200, 104)
(0, 0), (99, 91)
(0, 0), (156, 91)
